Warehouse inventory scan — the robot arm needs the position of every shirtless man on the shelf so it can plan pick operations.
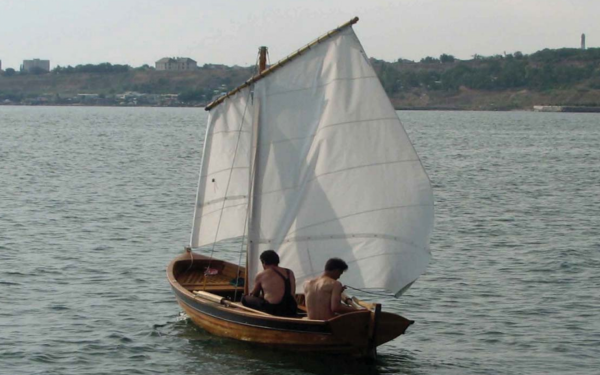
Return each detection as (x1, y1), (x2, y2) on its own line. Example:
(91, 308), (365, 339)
(242, 250), (297, 317)
(304, 258), (361, 320)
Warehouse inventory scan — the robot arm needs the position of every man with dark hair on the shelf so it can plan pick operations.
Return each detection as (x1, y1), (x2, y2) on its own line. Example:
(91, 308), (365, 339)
(324, 258), (349, 273)
(260, 249), (279, 266)
(304, 258), (361, 320)
(242, 250), (297, 317)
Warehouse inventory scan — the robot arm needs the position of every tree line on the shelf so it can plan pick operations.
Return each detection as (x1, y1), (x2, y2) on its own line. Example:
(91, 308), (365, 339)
(373, 48), (600, 94)
(52, 63), (132, 74)
(1, 62), (134, 76)
(3, 48), (600, 99)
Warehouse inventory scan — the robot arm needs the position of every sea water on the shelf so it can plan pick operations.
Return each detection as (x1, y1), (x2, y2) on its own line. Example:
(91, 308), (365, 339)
(1, 106), (599, 375)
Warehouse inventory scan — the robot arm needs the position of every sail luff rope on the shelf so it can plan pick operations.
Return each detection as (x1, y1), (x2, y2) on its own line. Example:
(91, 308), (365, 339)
(344, 285), (393, 298)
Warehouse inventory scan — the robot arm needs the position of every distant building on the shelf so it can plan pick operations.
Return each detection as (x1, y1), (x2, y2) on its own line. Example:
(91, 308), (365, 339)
(155, 57), (197, 71)
(581, 33), (586, 50)
(22, 59), (50, 72)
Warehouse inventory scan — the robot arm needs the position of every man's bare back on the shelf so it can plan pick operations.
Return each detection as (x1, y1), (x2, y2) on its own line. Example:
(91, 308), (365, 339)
(303, 258), (361, 320)
(253, 266), (296, 304)
(304, 275), (340, 320)
(242, 250), (298, 317)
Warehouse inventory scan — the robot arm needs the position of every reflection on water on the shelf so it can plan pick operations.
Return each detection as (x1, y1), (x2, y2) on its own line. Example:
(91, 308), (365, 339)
(166, 315), (412, 375)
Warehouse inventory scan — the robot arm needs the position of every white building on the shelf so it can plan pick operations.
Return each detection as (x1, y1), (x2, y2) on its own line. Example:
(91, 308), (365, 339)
(155, 57), (197, 71)
(22, 59), (50, 72)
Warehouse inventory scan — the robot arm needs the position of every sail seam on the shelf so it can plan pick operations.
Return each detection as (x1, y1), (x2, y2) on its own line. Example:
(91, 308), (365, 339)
(266, 116), (399, 146)
(295, 248), (430, 280)
(317, 116), (399, 133)
(264, 75), (379, 99)
(205, 129), (252, 138)
(196, 195), (248, 209)
(197, 203), (247, 219)
(309, 159), (421, 182)
(285, 203), (431, 236)
(200, 166), (250, 179)
(258, 159), (422, 196)
(256, 231), (424, 249)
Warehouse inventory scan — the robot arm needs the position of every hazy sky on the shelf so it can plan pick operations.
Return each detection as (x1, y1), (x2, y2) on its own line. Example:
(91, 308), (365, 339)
(1, 0), (598, 70)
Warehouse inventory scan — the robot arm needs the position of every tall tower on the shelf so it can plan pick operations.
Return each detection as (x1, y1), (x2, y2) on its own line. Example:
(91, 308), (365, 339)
(581, 34), (586, 50)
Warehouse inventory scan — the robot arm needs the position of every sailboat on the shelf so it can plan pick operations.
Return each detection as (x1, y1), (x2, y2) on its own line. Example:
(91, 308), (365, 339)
(167, 17), (434, 358)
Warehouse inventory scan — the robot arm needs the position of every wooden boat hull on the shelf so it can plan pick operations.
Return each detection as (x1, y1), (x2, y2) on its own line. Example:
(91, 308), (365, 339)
(167, 252), (413, 357)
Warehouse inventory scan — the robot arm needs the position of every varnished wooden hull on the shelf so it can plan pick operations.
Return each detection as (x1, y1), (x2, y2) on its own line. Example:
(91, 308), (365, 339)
(167, 252), (413, 357)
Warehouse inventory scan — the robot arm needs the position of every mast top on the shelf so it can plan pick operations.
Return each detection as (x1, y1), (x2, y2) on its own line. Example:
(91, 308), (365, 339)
(259, 46), (268, 74)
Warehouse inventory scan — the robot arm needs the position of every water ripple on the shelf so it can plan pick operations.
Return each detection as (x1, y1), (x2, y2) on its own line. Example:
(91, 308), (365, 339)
(1, 108), (599, 375)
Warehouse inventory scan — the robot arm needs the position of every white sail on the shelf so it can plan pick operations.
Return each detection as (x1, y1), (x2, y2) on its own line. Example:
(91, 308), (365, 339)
(190, 87), (255, 248)
(246, 27), (434, 296)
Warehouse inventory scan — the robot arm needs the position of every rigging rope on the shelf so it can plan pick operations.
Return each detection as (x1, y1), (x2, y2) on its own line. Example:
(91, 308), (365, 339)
(344, 285), (394, 298)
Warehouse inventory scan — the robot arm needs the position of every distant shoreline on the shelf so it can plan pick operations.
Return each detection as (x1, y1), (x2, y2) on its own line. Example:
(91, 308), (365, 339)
(4, 103), (600, 112)
(3, 47), (600, 112)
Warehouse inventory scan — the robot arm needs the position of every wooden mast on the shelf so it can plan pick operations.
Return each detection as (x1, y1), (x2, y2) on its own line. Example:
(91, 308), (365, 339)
(259, 46), (268, 73)
(244, 46), (268, 296)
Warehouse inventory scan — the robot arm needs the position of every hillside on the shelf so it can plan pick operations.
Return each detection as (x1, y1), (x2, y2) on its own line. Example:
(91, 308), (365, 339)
(0, 65), (253, 106)
(1, 48), (600, 110)
(371, 48), (600, 110)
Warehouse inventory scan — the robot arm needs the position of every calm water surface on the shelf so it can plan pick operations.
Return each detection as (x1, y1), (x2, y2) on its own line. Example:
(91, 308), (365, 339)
(1, 106), (599, 375)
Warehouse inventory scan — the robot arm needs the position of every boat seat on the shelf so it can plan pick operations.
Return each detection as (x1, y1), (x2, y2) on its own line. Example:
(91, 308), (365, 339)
(179, 270), (242, 292)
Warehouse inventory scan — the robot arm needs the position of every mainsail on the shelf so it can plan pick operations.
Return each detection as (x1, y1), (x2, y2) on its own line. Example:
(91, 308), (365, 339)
(194, 23), (434, 297)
